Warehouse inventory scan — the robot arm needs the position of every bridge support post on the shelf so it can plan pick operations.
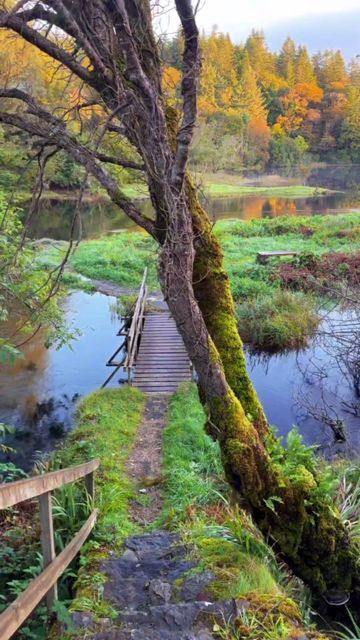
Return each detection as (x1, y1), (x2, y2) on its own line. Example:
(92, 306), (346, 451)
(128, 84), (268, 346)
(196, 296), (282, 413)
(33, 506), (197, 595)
(39, 491), (58, 613)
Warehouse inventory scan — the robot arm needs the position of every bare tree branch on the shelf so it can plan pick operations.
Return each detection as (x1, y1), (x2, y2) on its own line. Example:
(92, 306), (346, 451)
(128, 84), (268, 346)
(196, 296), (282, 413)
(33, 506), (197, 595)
(0, 7), (96, 86)
(171, 0), (200, 192)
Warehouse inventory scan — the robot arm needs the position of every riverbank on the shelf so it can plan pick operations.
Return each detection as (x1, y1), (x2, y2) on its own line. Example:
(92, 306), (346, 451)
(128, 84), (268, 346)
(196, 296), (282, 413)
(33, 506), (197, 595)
(14, 177), (330, 205)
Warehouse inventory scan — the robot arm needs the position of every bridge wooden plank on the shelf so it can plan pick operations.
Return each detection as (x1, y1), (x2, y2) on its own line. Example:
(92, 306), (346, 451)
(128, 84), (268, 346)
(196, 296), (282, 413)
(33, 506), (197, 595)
(133, 311), (191, 393)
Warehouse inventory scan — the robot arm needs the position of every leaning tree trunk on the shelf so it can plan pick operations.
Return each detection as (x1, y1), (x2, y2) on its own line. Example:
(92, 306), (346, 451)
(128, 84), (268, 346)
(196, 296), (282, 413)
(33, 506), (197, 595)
(185, 175), (268, 437)
(158, 113), (360, 599)
(164, 191), (359, 593)
(156, 181), (360, 598)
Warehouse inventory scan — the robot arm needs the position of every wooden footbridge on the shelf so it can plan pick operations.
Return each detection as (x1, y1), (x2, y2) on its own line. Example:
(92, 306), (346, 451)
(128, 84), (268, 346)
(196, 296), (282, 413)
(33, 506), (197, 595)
(103, 269), (192, 393)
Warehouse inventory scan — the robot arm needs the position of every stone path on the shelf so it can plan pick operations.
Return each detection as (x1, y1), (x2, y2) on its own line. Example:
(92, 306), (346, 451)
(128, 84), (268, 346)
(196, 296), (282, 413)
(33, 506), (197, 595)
(89, 530), (246, 640)
(72, 394), (246, 639)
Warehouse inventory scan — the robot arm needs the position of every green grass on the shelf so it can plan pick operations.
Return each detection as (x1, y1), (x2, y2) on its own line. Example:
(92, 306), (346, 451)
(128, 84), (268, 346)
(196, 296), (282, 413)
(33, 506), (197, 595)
(68, 212), (360, 351)
(161, 382), (225, 522)
(54, 387), (145, 547)
(71, 231), (158, 289)
(70, 212), (360, 293)
(51, 387), (145, 619)
(122, 182), (149, 199)
(160, 384), (321, 639)
(237, 290), (319, 350)
(205, 183), (328, 198)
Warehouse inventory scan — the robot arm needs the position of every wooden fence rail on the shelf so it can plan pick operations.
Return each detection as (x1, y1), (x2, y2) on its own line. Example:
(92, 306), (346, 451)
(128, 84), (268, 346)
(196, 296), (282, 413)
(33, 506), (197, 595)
(102, 266), (148, 387)
(0, 458), (100, 640)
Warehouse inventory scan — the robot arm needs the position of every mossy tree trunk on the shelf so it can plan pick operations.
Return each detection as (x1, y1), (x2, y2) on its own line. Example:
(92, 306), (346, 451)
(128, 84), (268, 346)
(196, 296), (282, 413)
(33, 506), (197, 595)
(172, 177), (360, 599)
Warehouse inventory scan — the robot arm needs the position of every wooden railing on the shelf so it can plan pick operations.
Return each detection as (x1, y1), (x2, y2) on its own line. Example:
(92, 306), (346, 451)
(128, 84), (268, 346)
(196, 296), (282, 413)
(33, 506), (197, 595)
(102, 267), (148, 387)
(0, 459), (100, 640)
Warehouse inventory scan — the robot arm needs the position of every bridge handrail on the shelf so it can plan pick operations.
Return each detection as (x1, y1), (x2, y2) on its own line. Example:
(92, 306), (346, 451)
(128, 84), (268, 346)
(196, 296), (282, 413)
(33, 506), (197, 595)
(124, 267), (148, 378)
(0, 458), (100, 639)
(0, 458), (99, 509)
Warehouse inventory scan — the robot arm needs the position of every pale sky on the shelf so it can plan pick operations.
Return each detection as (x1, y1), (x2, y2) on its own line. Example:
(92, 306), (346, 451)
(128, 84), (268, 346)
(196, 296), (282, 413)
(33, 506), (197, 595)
(157, 0), (360, 57)
(192, 0), (360, 34)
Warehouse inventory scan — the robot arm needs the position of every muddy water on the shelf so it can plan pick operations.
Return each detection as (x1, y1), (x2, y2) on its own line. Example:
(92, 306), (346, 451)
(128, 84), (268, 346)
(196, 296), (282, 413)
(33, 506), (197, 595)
(1, 290), (359, 470)
(0, 291), (126, 469)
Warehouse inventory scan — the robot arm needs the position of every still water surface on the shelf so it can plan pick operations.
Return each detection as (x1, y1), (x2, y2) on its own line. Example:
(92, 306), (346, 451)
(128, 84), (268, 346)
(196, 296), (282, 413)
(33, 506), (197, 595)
(0, 292), (126, 468)
(26, 190), (360, 240)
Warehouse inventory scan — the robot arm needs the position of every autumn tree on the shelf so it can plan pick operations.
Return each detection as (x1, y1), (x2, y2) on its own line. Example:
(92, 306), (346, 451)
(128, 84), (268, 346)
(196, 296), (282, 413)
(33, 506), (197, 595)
(0, 0), (359, 600)
(278, 36), (297, 86)
(342, 86), (360, 161)
(295, 46), (316, 85)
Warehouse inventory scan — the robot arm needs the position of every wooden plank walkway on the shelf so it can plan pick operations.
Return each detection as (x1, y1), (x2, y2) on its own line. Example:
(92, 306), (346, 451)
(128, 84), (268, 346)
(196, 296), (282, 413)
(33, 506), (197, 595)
(133, 312), (191, 393)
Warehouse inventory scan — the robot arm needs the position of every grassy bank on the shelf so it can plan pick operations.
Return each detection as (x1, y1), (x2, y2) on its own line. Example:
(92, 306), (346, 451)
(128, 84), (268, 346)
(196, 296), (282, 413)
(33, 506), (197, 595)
(52, 387), (145, 624)
(70, 212), (360, 350)
(205, 183), (328, 198)
(161, 383), (331, 640)
(0, 387), (145, 638)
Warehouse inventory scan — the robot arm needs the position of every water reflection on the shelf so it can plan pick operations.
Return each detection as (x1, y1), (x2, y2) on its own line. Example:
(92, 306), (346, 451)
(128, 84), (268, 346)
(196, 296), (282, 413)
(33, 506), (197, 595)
(246, 311), (360, 457)
(24, 190), (360, 241)
(1, 291), (359, 470)
(0, 291), (126, 469)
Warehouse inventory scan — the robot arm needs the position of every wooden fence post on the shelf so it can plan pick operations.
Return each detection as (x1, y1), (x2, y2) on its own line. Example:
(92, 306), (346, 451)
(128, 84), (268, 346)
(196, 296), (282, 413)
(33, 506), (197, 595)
(38, 491), (57, 613)
(85, 471), (95, 501)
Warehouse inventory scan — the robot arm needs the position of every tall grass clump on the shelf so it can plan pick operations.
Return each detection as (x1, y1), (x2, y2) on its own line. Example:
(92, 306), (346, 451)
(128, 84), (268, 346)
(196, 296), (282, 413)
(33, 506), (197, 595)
(237, 290), (319, 351)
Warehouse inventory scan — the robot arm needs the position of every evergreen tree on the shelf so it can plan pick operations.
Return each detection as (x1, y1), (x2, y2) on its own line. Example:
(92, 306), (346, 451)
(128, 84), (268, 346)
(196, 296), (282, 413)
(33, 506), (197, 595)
(278, 37), (297, 85)
(296, 46), (316, 84)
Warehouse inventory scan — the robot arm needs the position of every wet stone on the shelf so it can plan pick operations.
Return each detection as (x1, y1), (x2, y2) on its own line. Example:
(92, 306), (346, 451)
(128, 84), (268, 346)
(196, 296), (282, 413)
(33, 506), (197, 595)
(72, 612), (96, 629)
(180, 572), (216, 602)
(124, 530), (180, 558)
(147, 578), (173, 604)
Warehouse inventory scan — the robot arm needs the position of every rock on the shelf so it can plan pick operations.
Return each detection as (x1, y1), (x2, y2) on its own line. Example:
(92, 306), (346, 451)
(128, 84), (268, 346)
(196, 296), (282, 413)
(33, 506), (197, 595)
(124, 530), (179, 558)
(180, 572), (216, 602)
(72, 612), (96, 629)
(121, 549), (138, 563)
(147, 578), (173, 604)
(85, 531), (249, 640)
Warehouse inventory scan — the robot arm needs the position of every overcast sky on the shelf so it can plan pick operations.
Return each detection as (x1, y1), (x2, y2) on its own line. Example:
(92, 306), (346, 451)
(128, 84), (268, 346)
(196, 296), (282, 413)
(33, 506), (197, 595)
(192, 0), (360, 35)
(158, 0), (360, 57)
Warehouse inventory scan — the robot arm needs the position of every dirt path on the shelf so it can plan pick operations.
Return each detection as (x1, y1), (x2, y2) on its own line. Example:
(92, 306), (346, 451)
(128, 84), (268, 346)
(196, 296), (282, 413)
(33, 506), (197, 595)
(72, 394), (232, 639)
(126, 394), (169, 526)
